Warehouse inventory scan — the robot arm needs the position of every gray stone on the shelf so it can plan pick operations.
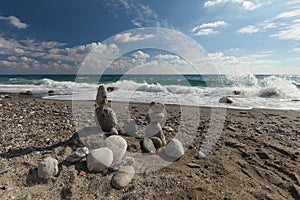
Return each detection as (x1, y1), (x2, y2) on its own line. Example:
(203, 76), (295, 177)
(87, 148), (113, 172)
(66, 147), (89, 163)
(104, 135), (127, 164)
(151, 137), (163, 149)
(96, 85), (108, 106)
(165, 138), (185, 159)
(123, 119), (137, 136)
(146, 123), (162, 137)
(142, 137), (156, 153)
(219, 96), (234, 104)
(110, 127), (118, 135)
(146, 112), (164, 123)
(37, 157), (59, 179)
(197, 151), (206, 159)
(95, 107), (117, 132)
(111, 166), (135, 189)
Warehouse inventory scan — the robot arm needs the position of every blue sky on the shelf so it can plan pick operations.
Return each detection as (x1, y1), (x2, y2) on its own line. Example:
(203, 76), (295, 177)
(0, 0), (300, 74)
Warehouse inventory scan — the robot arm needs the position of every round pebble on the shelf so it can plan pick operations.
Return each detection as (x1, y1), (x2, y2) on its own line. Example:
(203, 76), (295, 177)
(37, 157), (59, 179)
(104, 135), (127, 164)
(165, 138), (185, 159)
(197, 151), (206, 159)
(87, 148), (113, 172)
(111, 165), (135, 189)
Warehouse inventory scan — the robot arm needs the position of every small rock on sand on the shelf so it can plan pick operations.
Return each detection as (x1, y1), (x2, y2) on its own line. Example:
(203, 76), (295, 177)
(87, 148), (113, 172)
(165, 138), (184, 159)
(111, 165), (135, 189)
(37, 157), (59, 179)
(151, 137), (163, 149)
(219, 97), (234, 104)
(197, 151), (206, 159)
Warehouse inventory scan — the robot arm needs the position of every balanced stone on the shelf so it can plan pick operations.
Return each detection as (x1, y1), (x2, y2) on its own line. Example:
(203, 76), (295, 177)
(142, 137), (156, 153)
(104, 135), (127, 164)
(146, 112), (164, 124)
(146, 123), (162, 137)
(87, 148), (113, 172)
(37, 157), (59, 179)
(165, 138), (185, 159)
(66, 147), (89, 163)
(111, 165), (135, 189)
(96, 85), (108, 106)
(95, 106), (117, 132)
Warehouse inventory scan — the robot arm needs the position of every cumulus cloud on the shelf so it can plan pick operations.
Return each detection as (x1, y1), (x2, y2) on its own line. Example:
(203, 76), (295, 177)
(132, 50), (150, 59)
(0, 15), (28, 29)
(114, 33), (154, 42)
(204, 0), (261, 10)
(192, 21), (227, 36)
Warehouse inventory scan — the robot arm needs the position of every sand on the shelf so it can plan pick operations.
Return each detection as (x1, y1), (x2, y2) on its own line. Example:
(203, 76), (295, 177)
(0, 96), (300, 200)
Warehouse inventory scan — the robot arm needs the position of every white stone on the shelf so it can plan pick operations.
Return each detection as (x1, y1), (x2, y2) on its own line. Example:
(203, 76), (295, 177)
(197, 151), (206, 159)
(111, 165), (135, 189)
(146, 112), (164, 123)
(104, 135), (127, 164)
(87, 148), (113, 172)
(37, 157), (59, 179)
(165, 138), (185, 159)
(146, 123), (162, 137)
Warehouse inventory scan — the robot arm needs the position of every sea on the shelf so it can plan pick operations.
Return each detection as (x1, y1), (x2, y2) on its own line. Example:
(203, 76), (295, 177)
(0, 74), (300, 110)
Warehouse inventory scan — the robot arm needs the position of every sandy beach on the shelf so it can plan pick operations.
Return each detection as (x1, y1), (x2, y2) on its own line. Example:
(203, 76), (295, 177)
(0, 95), (300, 200)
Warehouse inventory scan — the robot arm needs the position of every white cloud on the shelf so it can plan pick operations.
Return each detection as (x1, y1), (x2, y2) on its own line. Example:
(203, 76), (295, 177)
(237, 25), (260, 34)
(293, 48), (300, 52)
(271, 20), (300, 40)
(0, 15), (28, 29)
(132, 50), (150, 59)
(192, 21), (227, 36)
(114, 33), (154, 42)
(275, 8), (300, 19)
(204, 0), (261, 10)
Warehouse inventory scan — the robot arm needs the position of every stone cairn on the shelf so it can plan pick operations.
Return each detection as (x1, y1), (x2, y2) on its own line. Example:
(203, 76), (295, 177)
(40, 86), (185, 190)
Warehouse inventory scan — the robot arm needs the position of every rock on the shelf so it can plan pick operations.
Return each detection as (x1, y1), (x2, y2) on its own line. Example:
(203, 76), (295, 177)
(107, 86), (119, 92)
(219, 96), (234, 104)
(142, 137), (156, 153)
(95, 107), (117, 132)
(87, 148), (113, 172)
(37, 157), (59, 179)
(48, 90), (55, 95)
(227, 125), (236, 132)
(66, 147), (89, 163)
(151, 137), (163, 149)
(146, 112), (164, 123)
(165, 138), (185, 159)
(104, 135), (127, 164)
(110, 127), (118, 135)
(163, 126), (174, 132)
(146, 123), (162, 137)
(111, 166), (135, 189)
(96, 85), (108, 106)
(20, 91), (33, 95)
(149, 102), (165, 113)
(186, 163), (201, 168)
(123, 119), (137, 136)
(111, 156), (135, 170)
(197, 151), (206, 159)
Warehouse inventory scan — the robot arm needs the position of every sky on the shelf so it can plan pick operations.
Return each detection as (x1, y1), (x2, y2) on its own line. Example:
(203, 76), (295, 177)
(0, 0), (300, 74)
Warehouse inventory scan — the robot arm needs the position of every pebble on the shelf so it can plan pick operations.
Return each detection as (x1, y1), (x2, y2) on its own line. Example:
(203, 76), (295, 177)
(142, 137), (156, 153)
(87, 148), (113, 172)
(165, 138), (185, 159)
(104, 135), (127, 164)
(197, 151), (206, 159)
(163, 126), (174, 132)
(111, 165), (135, 189)
(186, 163), (201, 168)
(37, 157), (59, 179)
(151, 137), (163, 149)
(227, 126), (236, 132)
(66, 147), (89, 163)
(95, 107), (117, 132)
